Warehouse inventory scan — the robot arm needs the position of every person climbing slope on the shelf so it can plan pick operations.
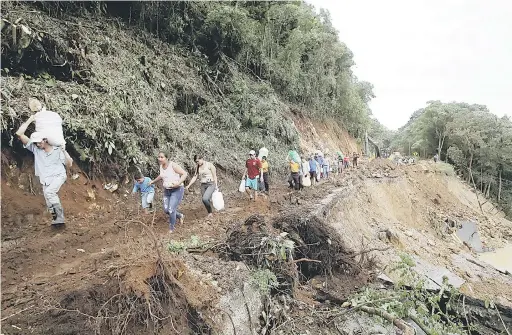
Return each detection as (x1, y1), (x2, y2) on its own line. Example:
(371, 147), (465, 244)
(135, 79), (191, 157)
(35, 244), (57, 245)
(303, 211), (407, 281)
(337, 152), (344, 174)
(243, 150), (262, 201)
(16, 115), (72, 226)
(308, 155), (317, 186)
(352, 152), (359, 168)
(301, 156), (310, 187)
(185, 154), (218, 218)
(148, 151), (188, 233)
(261, 156), (270, 193)
(323, 155), (330, 179)
(288, 158), (301, 190)
(132, 171), (155, 214)
(343, 155), (350, 169)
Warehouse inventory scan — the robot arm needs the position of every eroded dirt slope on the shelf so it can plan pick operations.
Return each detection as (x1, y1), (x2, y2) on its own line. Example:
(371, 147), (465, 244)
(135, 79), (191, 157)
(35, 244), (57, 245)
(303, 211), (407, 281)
(2, 158), (511, 335)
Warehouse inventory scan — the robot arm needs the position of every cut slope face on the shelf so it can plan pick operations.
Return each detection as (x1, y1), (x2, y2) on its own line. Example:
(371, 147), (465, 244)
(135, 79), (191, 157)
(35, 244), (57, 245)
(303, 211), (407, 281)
(292, 113), (359, 157)
(331, 160), (512, 307)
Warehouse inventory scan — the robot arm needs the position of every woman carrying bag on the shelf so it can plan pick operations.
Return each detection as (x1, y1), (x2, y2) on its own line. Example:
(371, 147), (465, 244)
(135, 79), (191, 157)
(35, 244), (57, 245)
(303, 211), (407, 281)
(186, 154), (218, 218)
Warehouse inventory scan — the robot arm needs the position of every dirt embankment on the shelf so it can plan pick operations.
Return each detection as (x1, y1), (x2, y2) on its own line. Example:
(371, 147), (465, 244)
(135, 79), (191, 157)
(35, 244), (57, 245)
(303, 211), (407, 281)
(1, 152), (371, 335)
(3, 157), (512, 335)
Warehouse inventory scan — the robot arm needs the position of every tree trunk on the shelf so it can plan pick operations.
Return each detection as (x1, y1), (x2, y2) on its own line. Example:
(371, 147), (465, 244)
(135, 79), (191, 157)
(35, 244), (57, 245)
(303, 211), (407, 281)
(438, 134), (446, 161)
(485, 183), (491, 198)
(467, 152), (473, 183)
(480, 167), (483, 192)
(498, 169), (502, 201)
(469, 169), (485, 215)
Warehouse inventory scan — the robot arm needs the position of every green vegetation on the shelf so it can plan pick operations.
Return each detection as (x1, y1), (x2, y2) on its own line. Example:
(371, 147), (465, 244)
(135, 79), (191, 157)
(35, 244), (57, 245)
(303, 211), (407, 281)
(250, 268), (279, 296)
(392, 101), (512, 216)
(168, 235), (203, 253)
(349, 254), (470, 335)
(1, 1), (377, 179)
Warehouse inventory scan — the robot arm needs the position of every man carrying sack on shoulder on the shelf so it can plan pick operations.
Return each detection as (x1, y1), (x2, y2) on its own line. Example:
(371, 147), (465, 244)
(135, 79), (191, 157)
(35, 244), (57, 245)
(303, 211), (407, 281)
(16, 99), (73, 226)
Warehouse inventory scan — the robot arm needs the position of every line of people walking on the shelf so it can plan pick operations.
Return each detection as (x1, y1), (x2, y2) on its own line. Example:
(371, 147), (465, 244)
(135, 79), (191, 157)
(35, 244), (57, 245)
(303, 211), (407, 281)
(17, 102), (362, 236)
(286, 151), (361, 190)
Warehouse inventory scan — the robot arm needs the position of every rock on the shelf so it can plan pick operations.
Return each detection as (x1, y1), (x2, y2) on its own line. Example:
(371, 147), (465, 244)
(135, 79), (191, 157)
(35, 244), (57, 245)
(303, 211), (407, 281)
(25, 214), (34, 224)
(427, 240), (436, 247)
(377, 231), (388, 241)
(86, 189), (96, 201)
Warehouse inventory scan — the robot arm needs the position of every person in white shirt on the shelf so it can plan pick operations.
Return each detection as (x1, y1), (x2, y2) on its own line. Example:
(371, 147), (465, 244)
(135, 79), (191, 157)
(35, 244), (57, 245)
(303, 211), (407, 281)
(16, 115), (72, 226)
(149, 151), (188, 233)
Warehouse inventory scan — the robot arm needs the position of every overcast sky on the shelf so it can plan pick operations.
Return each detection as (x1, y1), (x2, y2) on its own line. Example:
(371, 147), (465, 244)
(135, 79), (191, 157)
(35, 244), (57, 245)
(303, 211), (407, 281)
(309, 0), (512, 130)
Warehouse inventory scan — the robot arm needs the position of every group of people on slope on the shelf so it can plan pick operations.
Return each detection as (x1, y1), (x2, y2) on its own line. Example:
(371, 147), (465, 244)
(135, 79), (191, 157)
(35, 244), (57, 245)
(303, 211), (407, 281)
(16, 110), (263, 235)
(16, 107), (362, 236)
(131, 153), (220, 234)
(287, 151), (361, 190)
(16, 108), (218, 234)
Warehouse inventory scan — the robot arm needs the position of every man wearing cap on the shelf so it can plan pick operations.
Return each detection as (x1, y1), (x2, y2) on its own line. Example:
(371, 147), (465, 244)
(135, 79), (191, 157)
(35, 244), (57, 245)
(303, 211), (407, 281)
(243, 150), (262, 201)
(16, 115), (71, 226)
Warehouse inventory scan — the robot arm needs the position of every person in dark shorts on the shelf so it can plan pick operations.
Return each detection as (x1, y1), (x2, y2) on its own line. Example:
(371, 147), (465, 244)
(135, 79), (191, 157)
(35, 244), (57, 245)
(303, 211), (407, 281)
(352, 152), (359, 168)
(261, 156), (270, 193)
(308, 156), (317, 186)
(289, 159), (301, 190)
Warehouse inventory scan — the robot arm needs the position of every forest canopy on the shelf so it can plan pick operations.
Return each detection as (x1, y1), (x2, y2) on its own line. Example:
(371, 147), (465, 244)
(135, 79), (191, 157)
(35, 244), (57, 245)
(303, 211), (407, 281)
(392, 101), (512, 215)
(31, 1), (376, 136)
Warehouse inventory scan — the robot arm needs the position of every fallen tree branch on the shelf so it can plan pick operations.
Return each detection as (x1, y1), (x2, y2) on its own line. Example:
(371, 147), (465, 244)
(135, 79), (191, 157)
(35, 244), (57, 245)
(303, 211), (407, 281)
(359, 306), (415, 335)
(496, 305), (511, 335)
(1, 305), (34, 321)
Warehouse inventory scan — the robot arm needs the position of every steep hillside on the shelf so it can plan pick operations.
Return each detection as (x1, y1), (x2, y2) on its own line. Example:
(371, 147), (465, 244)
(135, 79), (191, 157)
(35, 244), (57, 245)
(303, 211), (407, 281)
(1, 2), (367, 181)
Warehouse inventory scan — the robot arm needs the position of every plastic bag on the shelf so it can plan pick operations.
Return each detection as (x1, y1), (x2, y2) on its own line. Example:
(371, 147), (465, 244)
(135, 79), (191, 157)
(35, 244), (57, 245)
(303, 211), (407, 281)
(259, 178), (265, 191)
(212, 190), (225, 211)
(239, 179), (246, 192)
(302, 175), (311, 187)
(288, 150), (301, 163)
(35, 108), (65, 146)
(258, 147), (269, 160)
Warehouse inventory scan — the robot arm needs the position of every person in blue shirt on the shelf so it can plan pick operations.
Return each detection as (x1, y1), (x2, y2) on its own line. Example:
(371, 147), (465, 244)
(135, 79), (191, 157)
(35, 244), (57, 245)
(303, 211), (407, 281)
(132, 172), (155, 214)
(315, 154), (324, 178)
(308, 156), (317, 186)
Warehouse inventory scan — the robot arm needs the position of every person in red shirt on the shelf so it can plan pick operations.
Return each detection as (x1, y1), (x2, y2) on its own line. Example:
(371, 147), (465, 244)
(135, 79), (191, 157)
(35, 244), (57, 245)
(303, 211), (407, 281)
(243, 150), (262, 201)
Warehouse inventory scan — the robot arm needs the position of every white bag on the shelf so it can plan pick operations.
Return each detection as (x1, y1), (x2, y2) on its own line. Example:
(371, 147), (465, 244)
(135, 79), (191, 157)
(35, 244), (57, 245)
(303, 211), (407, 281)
(303, 175), (311, 187)
(258, 147), (269, 160)
(35, 108), (66, 146)
(212, 191), (225, 211)
(239, 179), (246, 192)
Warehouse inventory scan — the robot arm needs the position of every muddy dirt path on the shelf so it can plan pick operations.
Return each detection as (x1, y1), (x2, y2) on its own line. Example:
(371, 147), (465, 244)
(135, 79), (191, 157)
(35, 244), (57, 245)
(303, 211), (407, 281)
(1, 161), (348, 329)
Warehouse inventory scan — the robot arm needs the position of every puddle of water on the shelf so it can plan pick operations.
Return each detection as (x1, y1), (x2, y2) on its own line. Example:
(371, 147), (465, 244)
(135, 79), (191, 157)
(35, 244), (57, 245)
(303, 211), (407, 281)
(456, 221), (483, 252)
(478, 244), (512, 274)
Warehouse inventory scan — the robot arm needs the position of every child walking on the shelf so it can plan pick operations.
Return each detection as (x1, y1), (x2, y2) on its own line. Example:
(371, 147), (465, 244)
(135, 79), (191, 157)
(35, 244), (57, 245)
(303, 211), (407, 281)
(132, 172), (155, 214)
